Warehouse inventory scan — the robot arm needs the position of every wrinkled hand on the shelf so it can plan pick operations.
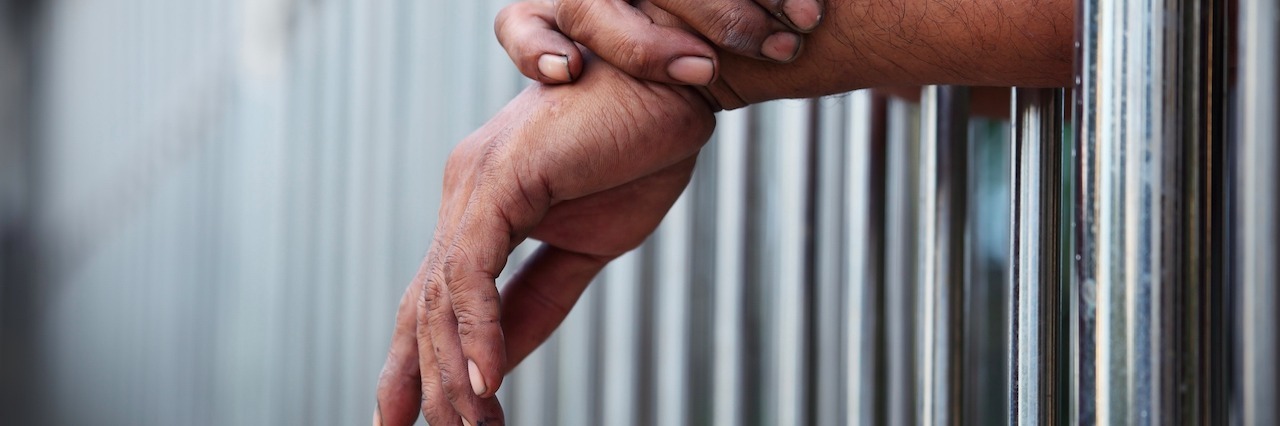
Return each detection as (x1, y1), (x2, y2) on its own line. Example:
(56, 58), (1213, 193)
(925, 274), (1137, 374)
(496, 0), (821, 86)
(373, 54), (716, 426)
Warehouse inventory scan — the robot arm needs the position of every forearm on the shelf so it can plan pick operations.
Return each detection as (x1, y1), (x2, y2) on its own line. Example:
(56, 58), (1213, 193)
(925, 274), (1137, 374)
(663, 0), (1074, 108)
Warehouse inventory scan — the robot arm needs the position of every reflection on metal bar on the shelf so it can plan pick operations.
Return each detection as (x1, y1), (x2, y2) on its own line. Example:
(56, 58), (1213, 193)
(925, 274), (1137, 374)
(1075, 0), (1228, 423)
(655, 184), (693, 426)
(712, 108), (749, 426)
(843, 90), (885, 426)
(884, 98), (920, 426)
(602, 250), (643, 426)
(1008, 88), (1065, 425)
(918, 85), (971, 425)
(813, 97), (847, 426)
(1240, 0), (1279, 423)
(773, 98), (812, 426)
(556, 282), (601, 426)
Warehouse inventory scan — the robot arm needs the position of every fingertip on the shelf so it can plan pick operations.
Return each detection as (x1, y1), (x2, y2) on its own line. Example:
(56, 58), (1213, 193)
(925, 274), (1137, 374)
(537, 54), (573, 83)
(468, 359), (488, 396)
(783, 0), (823, 32)
(762, 32), (803, 63)
(667, 56), (716, 86)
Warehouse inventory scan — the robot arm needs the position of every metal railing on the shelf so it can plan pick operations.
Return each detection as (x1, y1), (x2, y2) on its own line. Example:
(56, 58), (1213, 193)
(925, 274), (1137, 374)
(18, 0), (1277, 425)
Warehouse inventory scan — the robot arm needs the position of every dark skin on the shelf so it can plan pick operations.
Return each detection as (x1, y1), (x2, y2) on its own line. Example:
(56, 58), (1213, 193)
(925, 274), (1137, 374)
(375, 0), (1072, 424)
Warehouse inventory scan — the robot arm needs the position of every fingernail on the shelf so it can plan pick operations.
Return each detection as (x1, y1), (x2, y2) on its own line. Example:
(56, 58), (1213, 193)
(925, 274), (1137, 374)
(783, 0), (823, 31)
(667, 56), (715, 85)
(372, 403), (382, 426)
(762, 32), (802, 62)
(468, 359), (487, 396)
(462, 417), (474, 426)
(537, 54), (571, 82)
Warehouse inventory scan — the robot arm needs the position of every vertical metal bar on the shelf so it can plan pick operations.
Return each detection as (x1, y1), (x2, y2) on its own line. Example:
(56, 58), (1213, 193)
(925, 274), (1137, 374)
(1239, 0), (1279, 423)
(655, 185), (693, 426)
(0, 2), (40, 423)
(1008, 88), (1065, 425)
(884, 97), (919, 426)
(1074, 0), (1227, 423)
(918, 85), (970, 425)
(602, 250), (642, 426)
(773, 98), (812, 426)
(712, 108), (749, 426)
(843, 89), (885, 426)
(556, 282), (602, 426)
(813, 97), (846, 426)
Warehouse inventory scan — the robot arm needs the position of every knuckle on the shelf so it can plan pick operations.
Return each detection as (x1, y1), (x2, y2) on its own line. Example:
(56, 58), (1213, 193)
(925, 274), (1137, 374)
(493, 4), (515, 38)
(555, 0), (597, 40)
(423, 279), (449, 313)
(554, 0), (580, 30)
(438, 370), (468, 401)
(611, 35), (666, 78)
(455, 307), (500, 340)
(707, 7), (767, 53)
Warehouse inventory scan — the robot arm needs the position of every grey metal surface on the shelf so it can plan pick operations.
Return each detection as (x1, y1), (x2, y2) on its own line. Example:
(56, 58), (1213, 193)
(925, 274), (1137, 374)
(1240, 0), (1279, 424)
(24, 0), (1260, 425)
(1009, 88), (1065, 425)
(884, 98), (921, 426)
(917, 86), (971, 425)
(842, 90), (883, 426)
(1074, 0), (1233, 424)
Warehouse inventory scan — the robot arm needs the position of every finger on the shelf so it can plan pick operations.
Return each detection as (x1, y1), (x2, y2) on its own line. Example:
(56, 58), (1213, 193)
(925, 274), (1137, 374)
(416, 300), (462, 426)
(556, 0), (719, 86)
(434, 185), (537, 401)
(749, 0), (824, 32)
(374, 281), (426, 426)
(647, 0), (804, 62)
(495, 0), (584, 84)
(500, 244), (612, 369)
(420, 262), (507, 425)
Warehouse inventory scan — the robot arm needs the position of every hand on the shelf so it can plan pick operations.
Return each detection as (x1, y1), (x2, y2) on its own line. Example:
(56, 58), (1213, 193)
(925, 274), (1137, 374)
(373, 55), (716, 426)
(495, 0), (822, 85)
(498, 0), (1072, 110)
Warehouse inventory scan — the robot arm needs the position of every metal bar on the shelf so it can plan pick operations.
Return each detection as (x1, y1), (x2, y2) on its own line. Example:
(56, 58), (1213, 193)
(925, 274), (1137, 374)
(601, 250), (643, 426)
(555, 281), (602, 426)
(1239, 0), (1279, 423)
(1074, 0), (1228, 423)
(813, 97), (846, 426)
(773, 98), (813, 426)
(918, 85), (970, 425)
(1008, 88), (1065, 425)
(884, 97), (919, 426)
(655, 182), (693, 426)
(842, 90), (885, 426)
(712, 108), (749, 426)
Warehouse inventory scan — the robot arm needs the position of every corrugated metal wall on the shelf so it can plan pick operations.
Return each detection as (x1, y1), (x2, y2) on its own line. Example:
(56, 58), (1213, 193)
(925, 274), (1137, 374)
(22, 0), (1276, 425)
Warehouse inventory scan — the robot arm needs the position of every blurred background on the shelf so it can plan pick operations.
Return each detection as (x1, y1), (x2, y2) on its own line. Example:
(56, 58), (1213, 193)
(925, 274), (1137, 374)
(4, 0), (1269, 425)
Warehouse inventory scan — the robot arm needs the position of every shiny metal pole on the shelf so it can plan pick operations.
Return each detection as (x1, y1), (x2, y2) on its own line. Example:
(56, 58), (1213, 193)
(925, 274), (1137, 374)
(884, 97), (920, 426)
(918, 85), (970, 425)
(843, 90), (886, 426)
(712, 108), (749, 426)
(1239, 0), (1279, 423)
(1074, 0), (1228, 423)
(1008, 88), (1065, 425)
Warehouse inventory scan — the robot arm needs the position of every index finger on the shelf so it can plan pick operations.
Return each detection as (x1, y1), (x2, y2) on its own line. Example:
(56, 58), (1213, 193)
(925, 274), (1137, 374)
(426, 175), (550, 412)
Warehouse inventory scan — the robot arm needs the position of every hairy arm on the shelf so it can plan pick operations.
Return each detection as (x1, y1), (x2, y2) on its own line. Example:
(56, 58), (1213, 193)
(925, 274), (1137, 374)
(671, 0), (1073, 107)
(378, 2), (1075, 424)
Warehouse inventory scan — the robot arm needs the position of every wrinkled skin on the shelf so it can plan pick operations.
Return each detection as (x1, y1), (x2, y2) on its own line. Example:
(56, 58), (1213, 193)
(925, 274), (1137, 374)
(373, 54), (715, 426)
(498, 0), (823, 85)
(378, 0), (1076, 421)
